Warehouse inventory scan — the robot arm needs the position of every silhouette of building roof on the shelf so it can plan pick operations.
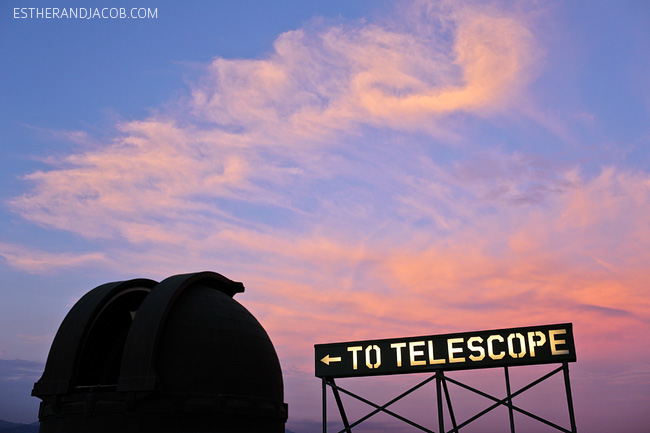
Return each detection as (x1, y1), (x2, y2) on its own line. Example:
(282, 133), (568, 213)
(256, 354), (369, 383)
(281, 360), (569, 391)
(33, 271), (287, 433)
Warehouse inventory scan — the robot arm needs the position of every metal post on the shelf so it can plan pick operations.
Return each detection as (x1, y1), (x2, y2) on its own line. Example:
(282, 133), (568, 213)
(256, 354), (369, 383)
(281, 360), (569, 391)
(562, 362), (577, 433)
(323, 377), (327, 433)
(436, 371), (444, 433)
(504, 366), (516, 433)
(441, 371), (457, 432)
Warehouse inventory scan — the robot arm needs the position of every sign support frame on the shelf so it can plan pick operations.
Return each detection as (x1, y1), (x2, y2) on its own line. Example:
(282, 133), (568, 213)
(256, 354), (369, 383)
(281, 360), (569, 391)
(320, 362), (577, 433)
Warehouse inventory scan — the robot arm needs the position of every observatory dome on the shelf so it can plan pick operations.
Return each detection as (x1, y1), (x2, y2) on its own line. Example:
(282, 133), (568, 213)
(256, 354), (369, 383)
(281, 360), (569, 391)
(33, 271), (287, 433)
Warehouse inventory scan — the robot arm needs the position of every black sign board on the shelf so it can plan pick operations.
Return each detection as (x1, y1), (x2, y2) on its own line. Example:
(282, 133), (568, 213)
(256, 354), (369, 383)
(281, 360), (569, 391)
(315, 323), (576, 378)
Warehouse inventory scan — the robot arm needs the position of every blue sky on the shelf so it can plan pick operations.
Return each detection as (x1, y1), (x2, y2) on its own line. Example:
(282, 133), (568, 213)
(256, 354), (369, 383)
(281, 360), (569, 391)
(1, 1), (649, 431)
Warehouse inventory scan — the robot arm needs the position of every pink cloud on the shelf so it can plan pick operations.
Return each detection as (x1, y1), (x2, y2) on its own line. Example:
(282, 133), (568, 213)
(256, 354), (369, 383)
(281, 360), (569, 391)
(353, 13), (536, 123)
(0, 242), (106, 272)
(192, 3), (539, 138)
(4, 2), (649, 430)
(8, 3), (543, 249)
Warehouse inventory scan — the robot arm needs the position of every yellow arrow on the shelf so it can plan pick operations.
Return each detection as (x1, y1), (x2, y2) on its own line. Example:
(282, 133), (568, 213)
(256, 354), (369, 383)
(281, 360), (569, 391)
(320, 354), (342, 365)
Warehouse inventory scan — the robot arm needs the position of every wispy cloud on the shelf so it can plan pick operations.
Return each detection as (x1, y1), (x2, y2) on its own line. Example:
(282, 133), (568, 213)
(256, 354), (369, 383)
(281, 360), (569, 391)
(5, 1), (650, 357)
(191, 2), (538, 135)
(0, 242), (106, 273)
(4, 2), (650, 430)
(8, 2), (541, 243)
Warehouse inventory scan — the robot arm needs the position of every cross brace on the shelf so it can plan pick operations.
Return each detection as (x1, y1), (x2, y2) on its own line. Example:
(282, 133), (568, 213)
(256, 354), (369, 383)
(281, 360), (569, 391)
(321, 362), (577, 433)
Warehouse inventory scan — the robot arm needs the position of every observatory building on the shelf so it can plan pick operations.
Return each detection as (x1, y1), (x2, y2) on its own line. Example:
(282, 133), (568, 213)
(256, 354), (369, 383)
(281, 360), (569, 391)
(32, 271), (288, 432)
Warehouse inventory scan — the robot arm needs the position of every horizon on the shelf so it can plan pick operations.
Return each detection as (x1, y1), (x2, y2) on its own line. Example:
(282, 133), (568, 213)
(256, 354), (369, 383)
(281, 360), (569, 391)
(1, 1), (649, 432)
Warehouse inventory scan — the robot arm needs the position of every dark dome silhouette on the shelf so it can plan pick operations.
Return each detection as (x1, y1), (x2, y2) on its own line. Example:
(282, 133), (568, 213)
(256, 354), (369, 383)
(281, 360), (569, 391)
(32, 272), (287, 433)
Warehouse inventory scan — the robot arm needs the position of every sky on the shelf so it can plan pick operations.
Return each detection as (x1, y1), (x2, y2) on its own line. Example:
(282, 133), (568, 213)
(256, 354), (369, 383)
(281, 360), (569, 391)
(1, 0), (649, 431)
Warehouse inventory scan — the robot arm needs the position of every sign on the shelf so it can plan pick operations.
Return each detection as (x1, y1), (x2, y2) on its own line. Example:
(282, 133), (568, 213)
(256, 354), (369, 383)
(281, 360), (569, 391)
(315, 323), (576, 378)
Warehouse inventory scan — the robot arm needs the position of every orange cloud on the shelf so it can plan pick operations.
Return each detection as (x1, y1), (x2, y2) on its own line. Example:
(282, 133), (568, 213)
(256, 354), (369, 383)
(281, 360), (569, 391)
(192, 4), (539, 138)
(8, 3), (543, 251)
(3, 3), (649, 430)
(353, 13), (536, 124)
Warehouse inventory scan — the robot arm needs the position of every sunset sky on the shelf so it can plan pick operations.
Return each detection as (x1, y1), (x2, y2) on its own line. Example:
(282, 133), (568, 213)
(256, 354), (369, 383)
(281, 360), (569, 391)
(1, 1), (649, 431)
